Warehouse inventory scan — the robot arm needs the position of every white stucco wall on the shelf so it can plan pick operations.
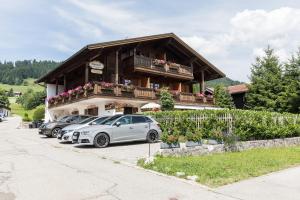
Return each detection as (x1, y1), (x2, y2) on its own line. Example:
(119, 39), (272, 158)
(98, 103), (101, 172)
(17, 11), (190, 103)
(45, 84), (64, 122)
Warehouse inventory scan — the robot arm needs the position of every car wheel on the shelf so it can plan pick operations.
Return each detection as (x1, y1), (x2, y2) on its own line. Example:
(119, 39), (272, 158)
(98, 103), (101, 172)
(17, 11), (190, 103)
(51, 128), (61, 138)
(94, 133), (109, 148)
(147, 130), (159, 143)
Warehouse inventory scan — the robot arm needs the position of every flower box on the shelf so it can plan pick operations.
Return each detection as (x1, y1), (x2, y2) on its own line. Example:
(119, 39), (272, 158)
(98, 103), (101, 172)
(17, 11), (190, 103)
(160, 142), (180, 149)
(185, 141), (202, 147)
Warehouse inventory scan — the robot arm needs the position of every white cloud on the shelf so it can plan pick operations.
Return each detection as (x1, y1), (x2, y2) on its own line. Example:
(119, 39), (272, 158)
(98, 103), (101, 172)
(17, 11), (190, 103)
(181, 7), (300, 81)
(51, 2), (300, 81)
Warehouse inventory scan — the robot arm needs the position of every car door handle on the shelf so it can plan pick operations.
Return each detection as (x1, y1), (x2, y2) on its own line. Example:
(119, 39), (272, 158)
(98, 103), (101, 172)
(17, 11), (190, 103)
(144, 125), (148, 128)
(129, 127), (134, 129)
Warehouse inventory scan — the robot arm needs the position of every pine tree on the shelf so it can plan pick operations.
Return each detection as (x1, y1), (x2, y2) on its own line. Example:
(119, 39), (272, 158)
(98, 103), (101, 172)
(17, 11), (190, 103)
(246, 46), (283, 112)
(281, 49), (300, 113)
(214, 85), (235, 109)
(159, 88), (174, 111)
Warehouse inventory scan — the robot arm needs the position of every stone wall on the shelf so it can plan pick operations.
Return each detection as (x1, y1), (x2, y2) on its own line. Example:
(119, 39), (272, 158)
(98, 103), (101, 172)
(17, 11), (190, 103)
(159, 137), (300, 156)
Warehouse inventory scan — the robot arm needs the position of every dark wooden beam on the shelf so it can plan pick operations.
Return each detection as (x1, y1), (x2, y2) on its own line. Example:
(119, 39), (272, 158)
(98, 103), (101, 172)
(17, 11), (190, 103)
(85, 64), (89, 83)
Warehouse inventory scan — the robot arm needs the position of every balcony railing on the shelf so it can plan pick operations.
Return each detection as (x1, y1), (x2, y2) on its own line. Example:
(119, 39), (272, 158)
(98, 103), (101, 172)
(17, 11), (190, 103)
(47, 82), (213, 108)
(123, 55), (194, 80)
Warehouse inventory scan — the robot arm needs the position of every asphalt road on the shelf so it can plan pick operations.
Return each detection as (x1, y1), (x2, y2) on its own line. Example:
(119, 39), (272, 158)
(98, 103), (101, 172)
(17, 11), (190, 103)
(0, 116), (299, 200)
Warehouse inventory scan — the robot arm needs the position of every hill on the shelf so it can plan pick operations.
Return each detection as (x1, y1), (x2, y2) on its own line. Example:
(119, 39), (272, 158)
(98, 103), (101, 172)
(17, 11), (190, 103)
(0, 78), (44, 93)
(206, 77), (243, 88)
(0, 60), (59, 85)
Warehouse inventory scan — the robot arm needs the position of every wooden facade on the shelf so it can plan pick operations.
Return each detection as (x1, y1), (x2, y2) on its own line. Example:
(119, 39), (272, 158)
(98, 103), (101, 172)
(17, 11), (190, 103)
(37, 33), (225, 108)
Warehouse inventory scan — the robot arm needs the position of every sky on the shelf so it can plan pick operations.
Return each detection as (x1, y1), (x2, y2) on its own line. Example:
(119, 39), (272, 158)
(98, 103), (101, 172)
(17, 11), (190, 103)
(1, 0), (300, 82)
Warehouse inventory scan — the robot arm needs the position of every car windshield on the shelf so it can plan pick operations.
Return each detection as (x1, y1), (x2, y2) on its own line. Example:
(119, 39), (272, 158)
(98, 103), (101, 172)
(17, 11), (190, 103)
(100, 115), (123, 125)
(79, 117), (98, 124)
(57, 116), (72, 122)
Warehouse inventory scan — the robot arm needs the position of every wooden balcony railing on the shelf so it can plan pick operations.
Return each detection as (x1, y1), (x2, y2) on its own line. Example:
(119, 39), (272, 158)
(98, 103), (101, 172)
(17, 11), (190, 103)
(48, 83), (213, 108)
(124, 55), (194, 79)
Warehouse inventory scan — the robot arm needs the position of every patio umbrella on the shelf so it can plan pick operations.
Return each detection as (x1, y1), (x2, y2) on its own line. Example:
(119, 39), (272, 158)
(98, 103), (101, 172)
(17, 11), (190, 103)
(141, 103), (161, 110)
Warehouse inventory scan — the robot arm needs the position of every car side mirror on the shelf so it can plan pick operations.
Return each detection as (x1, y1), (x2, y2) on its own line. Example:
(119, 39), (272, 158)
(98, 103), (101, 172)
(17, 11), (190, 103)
(115, 121), (121, 127)
(90, 122), (97, 125)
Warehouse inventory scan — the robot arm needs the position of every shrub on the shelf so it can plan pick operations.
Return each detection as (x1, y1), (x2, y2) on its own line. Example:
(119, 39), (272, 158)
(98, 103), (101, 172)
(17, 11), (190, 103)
(23, 113), (31, 122)
(148, 110), (300, 142)
(33, 106), (45, 121)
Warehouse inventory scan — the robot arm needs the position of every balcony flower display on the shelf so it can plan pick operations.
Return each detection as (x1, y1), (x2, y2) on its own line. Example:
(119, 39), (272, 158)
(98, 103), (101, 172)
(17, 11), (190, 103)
(83, 82), (94, 91)
(153, 59), (166, 66)
(74, 86), (84, 94)
(195, 93), (204, 98)
(99, 82), (115, 90)
(60, 92), (69, 99)
(47, 96), (56, 104)
(68, 89), (76, 96)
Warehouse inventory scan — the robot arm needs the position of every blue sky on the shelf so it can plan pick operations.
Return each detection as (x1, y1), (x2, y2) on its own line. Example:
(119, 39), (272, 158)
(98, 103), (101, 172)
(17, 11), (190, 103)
(1, 0), (300, 82)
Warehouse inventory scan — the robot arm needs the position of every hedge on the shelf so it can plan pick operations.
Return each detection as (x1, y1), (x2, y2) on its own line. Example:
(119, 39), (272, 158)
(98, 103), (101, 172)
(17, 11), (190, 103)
(147, 110), (300, 143)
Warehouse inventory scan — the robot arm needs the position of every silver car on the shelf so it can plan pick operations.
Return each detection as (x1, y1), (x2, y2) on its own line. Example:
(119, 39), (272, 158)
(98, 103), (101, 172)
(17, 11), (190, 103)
(72, 114), (162, 148)
(57, 116), (109, 142)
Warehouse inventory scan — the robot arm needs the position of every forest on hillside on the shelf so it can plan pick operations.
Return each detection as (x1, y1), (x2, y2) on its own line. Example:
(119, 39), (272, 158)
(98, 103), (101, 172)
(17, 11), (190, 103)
(0, 60), (60, 85)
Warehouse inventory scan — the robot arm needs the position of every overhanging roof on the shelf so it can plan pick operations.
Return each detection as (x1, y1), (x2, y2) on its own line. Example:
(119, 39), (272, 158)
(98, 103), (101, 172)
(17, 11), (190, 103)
(37, 33), (225, 83)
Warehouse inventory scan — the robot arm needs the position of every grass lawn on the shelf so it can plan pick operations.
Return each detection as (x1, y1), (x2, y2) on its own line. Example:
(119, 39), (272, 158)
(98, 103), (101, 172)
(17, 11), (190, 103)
(10, 103), (36, 120)
(0, 78), (44, 93)
(140, 147), (300, 187)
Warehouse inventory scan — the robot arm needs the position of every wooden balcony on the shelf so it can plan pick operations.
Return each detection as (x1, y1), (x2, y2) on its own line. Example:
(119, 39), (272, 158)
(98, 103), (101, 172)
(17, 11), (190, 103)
(123, 55), (194, 80)
(48, 83), (213, 108)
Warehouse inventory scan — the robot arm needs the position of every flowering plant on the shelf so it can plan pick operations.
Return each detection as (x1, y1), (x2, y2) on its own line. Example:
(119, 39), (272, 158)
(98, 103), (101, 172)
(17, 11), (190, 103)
(74, 86), (84, 94)
(99, 82), (115, 89)
(60, 92), (69, 98)
(83, 82), (94, 91)
(68, 89), (76, 96)
(47, 96), (56, 104)
(195, 93), (204, 97)
(153, 59), (166, 66)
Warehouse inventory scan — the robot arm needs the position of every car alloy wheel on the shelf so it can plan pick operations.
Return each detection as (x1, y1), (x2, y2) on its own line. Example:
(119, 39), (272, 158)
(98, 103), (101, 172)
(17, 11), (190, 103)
(94, 133), (109, 148)
(51, 128), (61, 138)
(147, 130), (158, 143)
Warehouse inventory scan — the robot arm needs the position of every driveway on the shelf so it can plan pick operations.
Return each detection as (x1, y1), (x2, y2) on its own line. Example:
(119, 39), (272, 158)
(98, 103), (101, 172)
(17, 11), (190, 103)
(0, 116), (299, 200)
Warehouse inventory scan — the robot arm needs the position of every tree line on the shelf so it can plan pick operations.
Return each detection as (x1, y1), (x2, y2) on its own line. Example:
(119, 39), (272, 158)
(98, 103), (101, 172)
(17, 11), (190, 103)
(0, 60), (60, 85)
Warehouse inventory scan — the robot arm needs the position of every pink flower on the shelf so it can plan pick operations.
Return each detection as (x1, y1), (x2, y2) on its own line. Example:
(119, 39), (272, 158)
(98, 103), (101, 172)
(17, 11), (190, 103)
(195, 93), (204, 97)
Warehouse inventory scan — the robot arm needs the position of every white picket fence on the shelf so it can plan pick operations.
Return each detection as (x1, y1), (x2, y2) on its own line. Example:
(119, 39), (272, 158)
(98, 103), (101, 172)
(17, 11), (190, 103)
(153, 113), (299, 134)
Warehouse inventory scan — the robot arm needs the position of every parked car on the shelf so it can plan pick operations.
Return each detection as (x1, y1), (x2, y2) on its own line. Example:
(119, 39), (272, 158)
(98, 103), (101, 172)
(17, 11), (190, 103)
(58, 116), (109, 142)
(43, 115), (91, 137)
(72, 114), (162, 148)
(39, 116), (70, 135)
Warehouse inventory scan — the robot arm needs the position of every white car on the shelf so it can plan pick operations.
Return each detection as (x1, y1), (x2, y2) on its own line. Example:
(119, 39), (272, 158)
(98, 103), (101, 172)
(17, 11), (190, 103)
(72, 114), (162, 148)
(58, 116), (109, 142)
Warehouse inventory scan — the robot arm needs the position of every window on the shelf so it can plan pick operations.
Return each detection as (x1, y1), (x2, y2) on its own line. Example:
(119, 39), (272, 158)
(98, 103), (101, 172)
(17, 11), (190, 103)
(79, 117), (98, 124)
(145, 117), (153, 123)
(132, 116), (146, 124)
(115, 116), (132, 125)
(91, 117), (109, 125)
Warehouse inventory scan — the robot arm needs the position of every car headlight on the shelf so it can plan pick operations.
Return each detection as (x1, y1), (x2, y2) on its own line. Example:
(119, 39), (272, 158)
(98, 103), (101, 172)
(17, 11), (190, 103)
(46, 123), (56, 129)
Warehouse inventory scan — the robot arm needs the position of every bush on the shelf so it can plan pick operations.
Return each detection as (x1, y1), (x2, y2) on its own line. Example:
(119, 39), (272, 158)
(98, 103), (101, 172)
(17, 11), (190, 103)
(148, 110), (300, 142)
(32, 106), (45, 121)
(23, 113), (31, 122)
